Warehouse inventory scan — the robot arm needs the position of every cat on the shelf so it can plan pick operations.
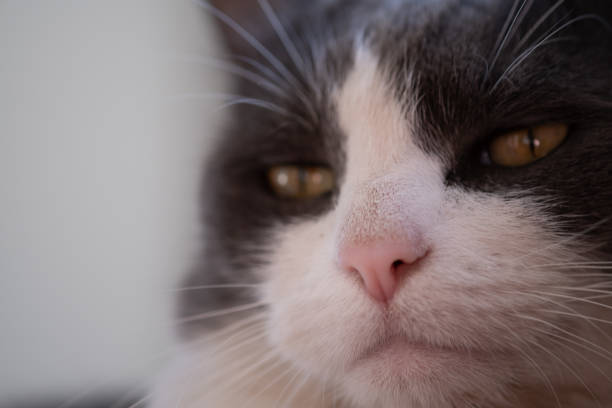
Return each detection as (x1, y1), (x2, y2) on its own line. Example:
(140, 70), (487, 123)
(151, 0), (612, 407)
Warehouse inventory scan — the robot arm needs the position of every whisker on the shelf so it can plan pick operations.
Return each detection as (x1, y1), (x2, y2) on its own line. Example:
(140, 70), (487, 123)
(125, 395), (150, 408)
(549, 286), (612, 296)
(509, 289), (612, 344)
(558, 267), (612, 272)
(515, 218), (609, 262)
(211, 316), (267, 348)
(488, 0), (523, 65)
(213, 330), (268, 361)
(530, 325), (612, 364)
(539, 309), (612, 326)
(273, 368), (303, 408)
(531, 260), (612, 268)
(522, 336), (601, 406)
(178, 301), (267, 324)
(174, 283), (262, 292)
(488, 315), (562, 407)
(171, 91), (247, 100)
(515, 313), (612, 359)
(561, 276), (612, 285)
(193, 0), (300, 89)
(487, 0), (534, 81)
(529, 290), (612, 312)
(584, 294), (612, 301)
(109, 391), (143, 408)
(319, 372), (330, 408)
(257, 0), (306, 73)
(512, 0), (565, 53)
(216, 349), (281, 391)
(235, 55), (287, 88)
(171, 92), (291, 116)
(244, 363), (296, 402)
(491, 15), (611, 93)
(280, 371), (312, 408)
(174, 54), (286, 96)
(193, 312), (267, 345)
(545, 335), (612, 385)
(255, 0), (320, 125)
(216, 97), (291, 116)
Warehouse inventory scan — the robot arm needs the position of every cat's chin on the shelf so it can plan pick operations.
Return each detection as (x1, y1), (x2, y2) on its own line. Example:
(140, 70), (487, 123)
(339, 336), (515, 408)
(351, 336), (492, 372)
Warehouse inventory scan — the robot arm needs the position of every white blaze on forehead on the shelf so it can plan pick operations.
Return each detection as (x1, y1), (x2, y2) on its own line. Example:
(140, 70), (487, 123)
(334, 47), (444, 245)
(336, 48), (441, 182)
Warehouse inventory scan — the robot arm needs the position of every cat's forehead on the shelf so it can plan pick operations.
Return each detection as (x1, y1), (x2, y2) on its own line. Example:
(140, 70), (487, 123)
(335, 47), (437, 180)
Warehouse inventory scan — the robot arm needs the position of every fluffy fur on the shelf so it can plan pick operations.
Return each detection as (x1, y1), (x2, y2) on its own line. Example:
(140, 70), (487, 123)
(152, 1), (612, 407)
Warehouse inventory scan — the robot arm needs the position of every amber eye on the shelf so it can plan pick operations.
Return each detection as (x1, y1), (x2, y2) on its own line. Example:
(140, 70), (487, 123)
(488, 123), (568, 167)
(267, 165), (335, 199)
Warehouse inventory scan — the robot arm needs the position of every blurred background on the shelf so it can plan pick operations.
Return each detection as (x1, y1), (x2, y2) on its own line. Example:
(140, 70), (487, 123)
(0, 1), (224, 406)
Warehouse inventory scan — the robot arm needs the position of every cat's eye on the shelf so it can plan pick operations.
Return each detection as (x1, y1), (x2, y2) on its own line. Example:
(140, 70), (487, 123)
(267, 165), (334, 199)
(488, 123), (568, 167)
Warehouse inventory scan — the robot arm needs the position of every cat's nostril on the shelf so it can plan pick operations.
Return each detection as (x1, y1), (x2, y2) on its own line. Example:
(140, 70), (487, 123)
(339, 242), (428, 303)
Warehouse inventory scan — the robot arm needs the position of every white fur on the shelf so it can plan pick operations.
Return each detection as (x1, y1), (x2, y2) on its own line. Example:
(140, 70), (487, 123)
(153, 46), (612, 408)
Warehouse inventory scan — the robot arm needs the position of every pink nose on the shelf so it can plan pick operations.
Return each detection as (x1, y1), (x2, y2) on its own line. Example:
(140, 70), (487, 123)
(339, 241), (427, 302)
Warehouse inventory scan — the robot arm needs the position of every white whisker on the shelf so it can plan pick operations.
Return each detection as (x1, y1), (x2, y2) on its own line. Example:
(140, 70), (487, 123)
(529, 290), (612, 312)
(193, 0), (301, 89)
(522, 336), (601, 406)
(279, 371), (311, 408)
(174, 54), (287, 96)
(216, 97), (290, 116)
(516, 313), (612, 359)
(488, 314), (562, 407)
(213, 330), (268, 361)
(539, 309), (612, 326)
(487, 0), (534, 81)
(584, 294), (612, 301)
(491, 15), (610, 93)
(488, 0), (522, 64)
(245, 363), (296, 402)
(545, 335), (612, 385)
(549, 286), (612, 296)
(509, 290), (612, 344)
(217, 350), (281, 390)
(258, 0), (306, 74)
(530, 325), (612, 364)
(178, 301), (267, 324)
(171, 92), (291, 116)
(193, 313), (267, 345)
(512, 0), (565, 53)
(125, 395), (150, 408)
(516, 218), (609, 262)
(174, 283), (262, 292)
(531, 260), (612, 269)
(235, 55), (287, 87)
(273, 368), (303, 408)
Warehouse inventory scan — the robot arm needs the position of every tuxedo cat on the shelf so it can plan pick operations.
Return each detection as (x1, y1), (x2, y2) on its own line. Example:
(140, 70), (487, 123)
(152, 0), (612, 407)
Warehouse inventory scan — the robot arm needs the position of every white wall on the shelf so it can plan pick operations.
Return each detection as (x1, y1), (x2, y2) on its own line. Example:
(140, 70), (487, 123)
(0, 1), (224, 403)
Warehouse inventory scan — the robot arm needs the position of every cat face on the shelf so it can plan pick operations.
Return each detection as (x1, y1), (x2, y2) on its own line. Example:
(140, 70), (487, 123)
(180, 1), (612, 406)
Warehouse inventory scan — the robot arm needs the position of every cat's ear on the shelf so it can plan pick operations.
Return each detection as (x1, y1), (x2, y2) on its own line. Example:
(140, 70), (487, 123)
(206, 0), (288, 55)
